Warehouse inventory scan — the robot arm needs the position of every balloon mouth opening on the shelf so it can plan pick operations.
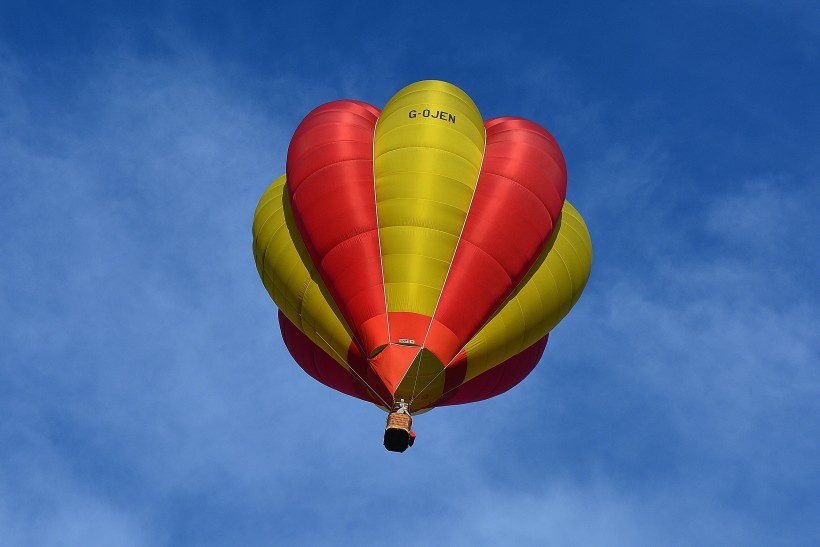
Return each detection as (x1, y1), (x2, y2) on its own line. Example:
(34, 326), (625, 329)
(369, 344), (387, 358)
(369, 339), (423, 359)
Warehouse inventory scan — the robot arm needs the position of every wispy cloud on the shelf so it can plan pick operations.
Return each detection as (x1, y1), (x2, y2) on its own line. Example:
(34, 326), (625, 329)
(0, 41), (321, 544)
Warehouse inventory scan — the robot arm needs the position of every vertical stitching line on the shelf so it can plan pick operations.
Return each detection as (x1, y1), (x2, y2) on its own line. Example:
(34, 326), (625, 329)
(371, 114), (392, 350)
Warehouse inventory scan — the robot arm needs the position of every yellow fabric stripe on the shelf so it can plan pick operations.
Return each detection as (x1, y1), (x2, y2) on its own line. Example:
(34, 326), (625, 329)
(461, 201), (593, 381)
(374, 80), (486, 315)
(252, 174), (354, 367)
(394, 349), (445, 407)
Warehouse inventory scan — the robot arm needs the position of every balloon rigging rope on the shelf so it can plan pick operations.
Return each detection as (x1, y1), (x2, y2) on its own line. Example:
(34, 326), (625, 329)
(314, 329), (392, 409)
(408, 126), (488, 407)
(371, 115), (392, 347)
(410, 311), (511, 403)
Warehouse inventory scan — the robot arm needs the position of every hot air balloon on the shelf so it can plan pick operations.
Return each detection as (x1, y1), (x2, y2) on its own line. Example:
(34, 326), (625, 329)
(252, 80), (592, 452)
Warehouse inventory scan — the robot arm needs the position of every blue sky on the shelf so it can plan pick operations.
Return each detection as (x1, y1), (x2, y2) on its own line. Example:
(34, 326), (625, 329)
(1, 1), (819, 545)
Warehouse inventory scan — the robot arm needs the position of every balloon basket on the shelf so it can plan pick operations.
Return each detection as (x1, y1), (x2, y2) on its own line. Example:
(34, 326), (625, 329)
(384, 412), (413, 453)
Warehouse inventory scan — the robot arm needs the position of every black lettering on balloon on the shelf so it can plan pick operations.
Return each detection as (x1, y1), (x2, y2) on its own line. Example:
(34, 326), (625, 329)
(407, 107), (456, 124)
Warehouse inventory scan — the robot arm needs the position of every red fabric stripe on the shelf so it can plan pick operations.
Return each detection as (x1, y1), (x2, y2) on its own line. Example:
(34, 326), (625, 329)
(278, 311), (378, 404)
(430, 118), (566, 362)
(286, 101), (387, 355)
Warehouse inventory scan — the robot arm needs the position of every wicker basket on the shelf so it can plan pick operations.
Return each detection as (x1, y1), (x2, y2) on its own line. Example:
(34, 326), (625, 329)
(386, 412), (412, 432)
(384, 412), (413, 452)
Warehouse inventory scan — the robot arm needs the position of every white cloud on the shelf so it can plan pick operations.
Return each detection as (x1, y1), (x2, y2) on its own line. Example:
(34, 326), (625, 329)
(436, 479), (762, 547)
(705, 177), (817, 253)
(0, 40), (332, 543)
(0, 424), (156, 547)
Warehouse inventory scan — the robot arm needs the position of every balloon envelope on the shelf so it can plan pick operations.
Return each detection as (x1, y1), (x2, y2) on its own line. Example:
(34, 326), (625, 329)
(252, 81), (591, 411)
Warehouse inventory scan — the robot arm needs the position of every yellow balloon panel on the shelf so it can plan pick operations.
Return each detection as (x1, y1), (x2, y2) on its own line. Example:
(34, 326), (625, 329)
(377, 194), (467, 234)
(252, 175), (354, 367)
(374, 81), (486, 316)
(377, 172), (474, 204)
(376, 80), (485, 148)
(394, 349), (446, 406)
